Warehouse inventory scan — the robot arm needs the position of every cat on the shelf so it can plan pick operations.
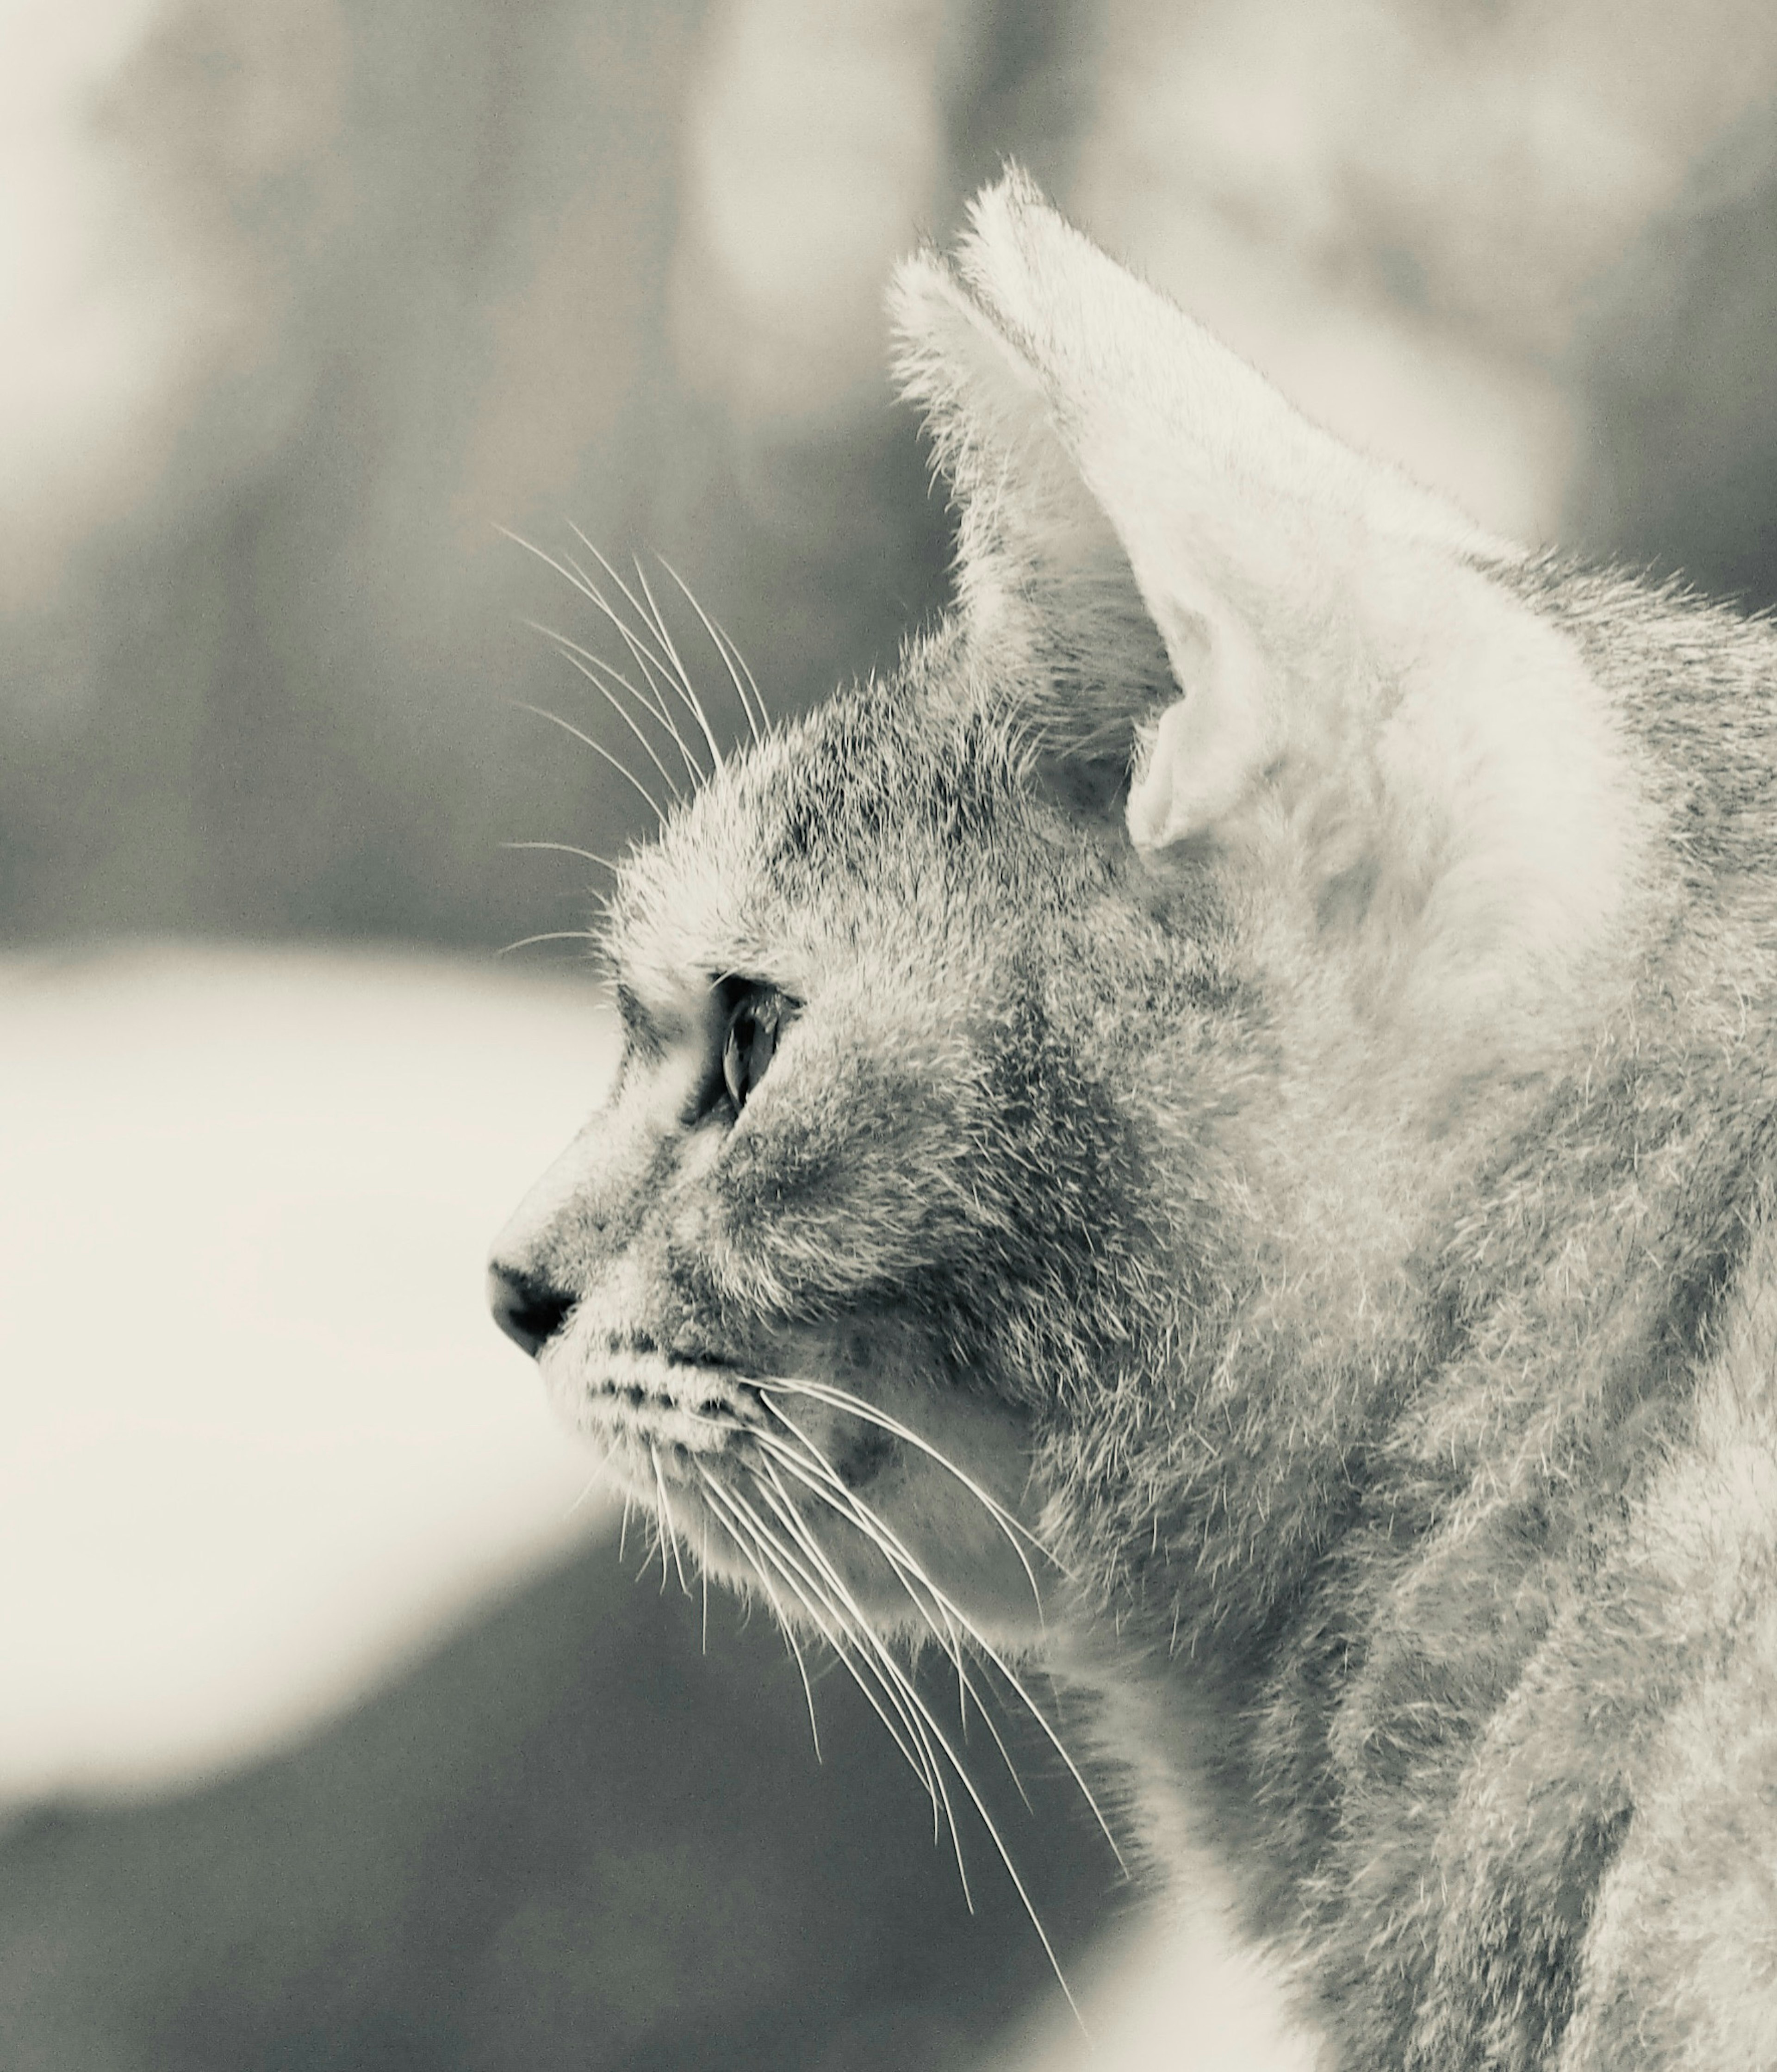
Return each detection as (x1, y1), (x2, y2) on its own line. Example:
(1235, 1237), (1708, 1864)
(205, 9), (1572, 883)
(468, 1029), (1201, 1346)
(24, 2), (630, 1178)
(488, 169), (1777, 2068)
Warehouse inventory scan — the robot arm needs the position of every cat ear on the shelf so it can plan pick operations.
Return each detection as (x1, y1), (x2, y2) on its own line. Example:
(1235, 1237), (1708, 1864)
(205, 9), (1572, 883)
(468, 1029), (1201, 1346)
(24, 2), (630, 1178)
(891, 169), (1507, 850)
(891, 227), (1179, 776)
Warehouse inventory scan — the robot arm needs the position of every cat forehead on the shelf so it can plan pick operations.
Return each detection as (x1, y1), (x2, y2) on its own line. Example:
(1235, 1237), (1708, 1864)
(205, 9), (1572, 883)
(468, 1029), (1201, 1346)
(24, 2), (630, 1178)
(758, 686), (1020, 863)
(605, 682), (1029, 996)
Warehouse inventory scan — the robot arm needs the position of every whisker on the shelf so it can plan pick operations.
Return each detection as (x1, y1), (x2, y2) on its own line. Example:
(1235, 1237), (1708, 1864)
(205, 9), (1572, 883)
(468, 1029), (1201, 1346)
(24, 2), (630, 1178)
(496, 929), (601, 958)
(499, 525), (699, 771)
(758, 1400), (1127, 1876)
(762, 1446), (1021, 1768)
(758, 1439), (972, 1716)
(746, 1470), (949, 1774)
(528, 615), (705, 787)
(497, 522), (613, 615)
(569, 530), (726, 774)
(710, 604), (770, 729)
(649, 1442), (691, 1598)
(711, 1472), (922, 1767)
(565, 558), (717, 782)
(528, 621), (687, 804)
(510, 700), (665, 824)
(757, 1441), (1033, 1816)
(773, 1436), (1113, 1867)
(725, 1473), (961, 1873)
(657, 555), (764, 744)
(633, 556), (728, 771)
(746, 1473), (1022, 1910)
(507, 519), (764, 780)
(758, 1376), (1068, 1605)
(564, 1450), (615, 1516)
(501, 839), (620, 873)
(696, 1470), (830, 1766)
(734, 1463), (1081, 2018)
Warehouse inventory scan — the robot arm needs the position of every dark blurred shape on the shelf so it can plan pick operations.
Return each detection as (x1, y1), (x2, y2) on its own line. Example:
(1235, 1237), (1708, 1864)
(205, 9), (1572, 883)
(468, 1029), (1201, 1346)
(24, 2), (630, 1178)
(0, 1532), (1121, 2072)
(938, 0), (1089, 210)
(1572, 108), (1777, 610)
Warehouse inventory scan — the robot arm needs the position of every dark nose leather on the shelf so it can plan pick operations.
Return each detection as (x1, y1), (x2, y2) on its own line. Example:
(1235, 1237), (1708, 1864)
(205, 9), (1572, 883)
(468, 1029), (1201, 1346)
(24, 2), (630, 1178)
(487, 1262), (574, 1357)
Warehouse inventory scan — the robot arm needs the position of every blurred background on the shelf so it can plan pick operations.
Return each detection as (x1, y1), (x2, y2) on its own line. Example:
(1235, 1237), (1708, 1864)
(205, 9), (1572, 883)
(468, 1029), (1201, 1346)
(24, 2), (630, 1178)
(6, 1), (1777, 2066)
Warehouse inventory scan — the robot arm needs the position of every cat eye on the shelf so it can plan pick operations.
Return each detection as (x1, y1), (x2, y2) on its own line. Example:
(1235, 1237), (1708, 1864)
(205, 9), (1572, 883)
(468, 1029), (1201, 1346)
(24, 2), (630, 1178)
(722, 988), (788, 1112)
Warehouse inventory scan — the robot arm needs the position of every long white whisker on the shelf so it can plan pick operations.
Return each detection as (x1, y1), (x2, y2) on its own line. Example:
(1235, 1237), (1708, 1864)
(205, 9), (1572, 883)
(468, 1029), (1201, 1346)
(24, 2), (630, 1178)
(774, 1472), (1034, 1838)
(757, 1442), (1033, 1817)
(636, 1522), (665, 1585)
(770, 1424), (1116, 1867)
(759, 1400), (1127, 1876)
(501, 839), (620, 872)
(745, 1469), (955, 1800)
(718, 611), (770, 728)
(530, 612), (704, 785)
(495, 930), (602, 958)
(498, 523), (619, 620)
(696, 1470), (831, 1767)
(510, 700), (664, 824)
(655, 555), (764, 745)
(570, 530), (726, 773)
(649, 1442), (691, 1598)
(528, 622), (687, 802)
(500, 524), (701, 770)
(715, 1470), (951, 1826)
(734, 1464), (1081, 2018)
(536, 524), (714, 782)
(633, 557), (728, 774)
(563, 1449), (615, 1516)
(572, 572), (714, 780)
(756, 1419), (983, 1673)
(733, 1474), (964, 1882)
(757, 1440), (971, 1718)
(758, 1376), (1066, 1607)
(713, 620), (767, 739)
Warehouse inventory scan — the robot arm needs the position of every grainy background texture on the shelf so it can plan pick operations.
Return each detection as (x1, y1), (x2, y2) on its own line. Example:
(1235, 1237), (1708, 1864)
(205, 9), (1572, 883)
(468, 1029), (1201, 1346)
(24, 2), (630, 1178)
(5, 3), (1777, 2067)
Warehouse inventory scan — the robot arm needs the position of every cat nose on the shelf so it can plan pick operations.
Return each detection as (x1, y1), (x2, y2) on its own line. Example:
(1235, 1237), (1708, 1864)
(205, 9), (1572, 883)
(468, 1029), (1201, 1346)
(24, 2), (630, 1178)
(487, 1262), (574, 1357)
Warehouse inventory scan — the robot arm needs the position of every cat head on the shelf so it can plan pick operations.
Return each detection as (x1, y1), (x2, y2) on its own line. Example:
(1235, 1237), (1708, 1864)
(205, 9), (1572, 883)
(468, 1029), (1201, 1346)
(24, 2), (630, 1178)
(489, 171), (1644, 1660)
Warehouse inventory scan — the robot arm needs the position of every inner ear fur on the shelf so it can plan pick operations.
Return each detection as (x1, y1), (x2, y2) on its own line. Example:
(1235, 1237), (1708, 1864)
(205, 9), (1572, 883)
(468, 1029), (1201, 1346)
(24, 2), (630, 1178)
(891, 235), (1176, 775)
(890, 169), (1505, 852)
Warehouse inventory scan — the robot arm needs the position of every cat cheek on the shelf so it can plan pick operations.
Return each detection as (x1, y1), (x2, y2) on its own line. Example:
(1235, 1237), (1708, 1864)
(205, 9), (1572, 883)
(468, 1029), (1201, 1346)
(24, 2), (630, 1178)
(665, 1179), (814, 1323)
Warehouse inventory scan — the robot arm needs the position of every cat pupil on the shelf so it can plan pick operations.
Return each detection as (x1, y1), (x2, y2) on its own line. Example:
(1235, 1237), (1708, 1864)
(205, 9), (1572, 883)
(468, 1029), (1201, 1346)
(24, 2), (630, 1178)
(722, 994), (778, 1110)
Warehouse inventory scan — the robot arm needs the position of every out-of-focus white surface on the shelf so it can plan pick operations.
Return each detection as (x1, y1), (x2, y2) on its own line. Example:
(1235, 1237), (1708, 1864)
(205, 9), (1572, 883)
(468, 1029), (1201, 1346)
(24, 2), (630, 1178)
(997, 1902), (1320, 2072)
(0, 943), (619, 1803)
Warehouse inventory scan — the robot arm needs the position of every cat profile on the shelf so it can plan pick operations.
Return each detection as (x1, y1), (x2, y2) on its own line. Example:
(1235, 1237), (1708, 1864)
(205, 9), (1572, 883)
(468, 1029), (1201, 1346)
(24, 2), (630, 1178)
(490, 170), (1777, 2067)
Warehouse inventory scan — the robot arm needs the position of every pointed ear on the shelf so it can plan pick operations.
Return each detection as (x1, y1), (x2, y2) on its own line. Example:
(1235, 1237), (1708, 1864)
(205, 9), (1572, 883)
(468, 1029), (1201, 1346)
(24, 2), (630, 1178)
(891, 169), (1509, 849)
(891, 239), (1177, 765)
